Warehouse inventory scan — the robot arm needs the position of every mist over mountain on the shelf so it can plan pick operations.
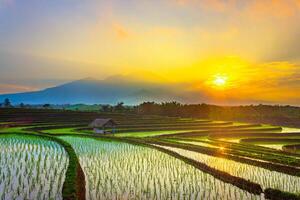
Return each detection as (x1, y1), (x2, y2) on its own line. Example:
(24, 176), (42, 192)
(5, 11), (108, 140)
(0, 76), (207, 105)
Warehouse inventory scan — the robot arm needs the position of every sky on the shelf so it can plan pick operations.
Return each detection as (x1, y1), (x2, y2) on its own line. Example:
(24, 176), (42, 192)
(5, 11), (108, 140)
(0, 0), (300, 105)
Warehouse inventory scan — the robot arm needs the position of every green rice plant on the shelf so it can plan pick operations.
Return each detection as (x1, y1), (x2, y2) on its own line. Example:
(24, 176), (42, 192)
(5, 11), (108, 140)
(116, 130), (193, 137)
(156, 145), (300, 194)
(0, 134), (68, 200)
(163, 138), (300, 166)
(60, 136), (264, 200)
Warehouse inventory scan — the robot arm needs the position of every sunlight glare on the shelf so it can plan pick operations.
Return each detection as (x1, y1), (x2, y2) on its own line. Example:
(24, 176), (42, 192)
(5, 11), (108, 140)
(213, 75), (228, 87)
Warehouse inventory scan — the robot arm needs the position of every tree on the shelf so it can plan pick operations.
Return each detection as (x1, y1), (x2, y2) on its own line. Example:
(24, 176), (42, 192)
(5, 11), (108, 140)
(101, 105), (112, 112)
(19, 103), (25, 108)
(3, 98), (12, 108)
(114, 102), (124, 112)
(43, 104), (51, 109)
(138, 102), (160, 115)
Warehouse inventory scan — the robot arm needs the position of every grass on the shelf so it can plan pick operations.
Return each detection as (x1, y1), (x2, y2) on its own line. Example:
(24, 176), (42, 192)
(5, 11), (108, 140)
(44, 127), (82, 135)
(33, 133), (86, 200)
(0, 131), (85, 200)
(265, 188), (300, 200)
(240, 138), (300, 144)
(0, 126), (35, 133)
(257, 144), (284, 150)
(282, 144), (300, 154)
(115, 130), (196, 137)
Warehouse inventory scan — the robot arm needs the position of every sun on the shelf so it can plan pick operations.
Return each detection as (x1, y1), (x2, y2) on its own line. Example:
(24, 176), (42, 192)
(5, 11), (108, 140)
(213, 75), (228, 87)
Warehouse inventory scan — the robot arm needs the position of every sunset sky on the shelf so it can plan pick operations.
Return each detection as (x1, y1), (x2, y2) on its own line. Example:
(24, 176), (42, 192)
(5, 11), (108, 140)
(1, 0), (300, 104)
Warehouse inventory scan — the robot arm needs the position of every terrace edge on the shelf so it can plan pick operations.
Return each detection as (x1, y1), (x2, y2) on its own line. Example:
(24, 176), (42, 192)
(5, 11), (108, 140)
(0, 132), (86, 200)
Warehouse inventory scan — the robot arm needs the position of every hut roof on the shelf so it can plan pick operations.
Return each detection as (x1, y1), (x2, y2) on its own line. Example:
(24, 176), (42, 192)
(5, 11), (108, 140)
(89, 118), (117, 128)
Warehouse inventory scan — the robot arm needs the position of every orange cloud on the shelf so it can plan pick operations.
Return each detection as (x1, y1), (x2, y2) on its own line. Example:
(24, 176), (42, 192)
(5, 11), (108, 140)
(245, 0), (300, 18)
(173, 0), (300, 17)
(112, 23), (131, 40)
(197, 26), (239, 41)
(201, 0), (237, 12)
(174, 0), (237, 12)
(0, 84), (37, 94)
(297, 0), (300, 8)
(184, 60), (300, 105)
(175, 0), (189, 6)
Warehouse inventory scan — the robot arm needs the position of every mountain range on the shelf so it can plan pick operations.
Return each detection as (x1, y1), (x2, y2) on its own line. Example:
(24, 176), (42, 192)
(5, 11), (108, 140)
(0, 76), (206, 105)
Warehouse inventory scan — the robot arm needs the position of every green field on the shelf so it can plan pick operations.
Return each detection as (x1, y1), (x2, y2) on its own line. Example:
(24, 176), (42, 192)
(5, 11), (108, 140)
(60, 136), (263, 200)
(1, 108), (300, 200)
(0, 134), (68, 200)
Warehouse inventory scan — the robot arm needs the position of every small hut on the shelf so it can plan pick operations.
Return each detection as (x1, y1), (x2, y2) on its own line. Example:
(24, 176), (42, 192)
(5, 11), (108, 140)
(89, 118), (117, 134)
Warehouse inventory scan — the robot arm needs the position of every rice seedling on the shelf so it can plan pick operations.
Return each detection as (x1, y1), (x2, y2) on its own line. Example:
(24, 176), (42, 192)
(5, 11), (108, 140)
(256, 144), (284, 150)
(61, 136), (264, 200)
(156, 145), (300, 194)
(0, 134), (68, 200)
(173, 139), (217, 148)
(116, 130), (194, 137)
(281, 127), (300, 133)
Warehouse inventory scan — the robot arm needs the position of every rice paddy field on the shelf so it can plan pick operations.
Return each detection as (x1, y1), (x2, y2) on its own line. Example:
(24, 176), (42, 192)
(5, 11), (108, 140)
(1, 108), (300, 200)
(60, 136), (264, 200)
(155, 145), (300, 193)
(0, 134), (68, 200)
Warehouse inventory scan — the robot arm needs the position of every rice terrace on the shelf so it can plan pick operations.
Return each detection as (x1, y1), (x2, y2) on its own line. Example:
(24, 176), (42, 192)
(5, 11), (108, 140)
(1, 106), (300, 200)
(2, 0), (300, 199)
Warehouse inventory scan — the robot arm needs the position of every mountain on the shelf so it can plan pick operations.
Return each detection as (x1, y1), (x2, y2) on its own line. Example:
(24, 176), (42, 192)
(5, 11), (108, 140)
(0, 77), (203, 105)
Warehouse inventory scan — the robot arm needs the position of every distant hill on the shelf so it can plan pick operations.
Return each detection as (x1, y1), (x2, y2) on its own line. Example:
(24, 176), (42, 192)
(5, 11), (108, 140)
(0, 77), (204, 105)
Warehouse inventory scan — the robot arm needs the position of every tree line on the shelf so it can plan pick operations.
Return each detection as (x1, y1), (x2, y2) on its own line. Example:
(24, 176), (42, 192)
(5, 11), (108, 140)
(136, 102), (300, 126)
(2, 98), (300, 126)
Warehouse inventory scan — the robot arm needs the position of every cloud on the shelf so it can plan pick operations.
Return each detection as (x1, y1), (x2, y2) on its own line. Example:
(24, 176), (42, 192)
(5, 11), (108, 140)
(170, 56), (300, 104)
(262, 26), (300, 62)
(173, 0), (300, 17)
(244, 0), (300, 19)
(112, 23), (131, 40)
(0, 84), (37, 94)
(174, 0), (189, 6)
(224, 61), (300, 104)
(173, 0), (237, 12)
(201, 0), (237, 12)
(197, 26), (239, 42)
